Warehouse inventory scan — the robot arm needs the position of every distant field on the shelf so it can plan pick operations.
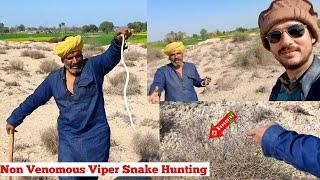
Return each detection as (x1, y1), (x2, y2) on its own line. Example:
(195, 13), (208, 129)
(148, 29), (258, 50)
(0, 32), (147, 45)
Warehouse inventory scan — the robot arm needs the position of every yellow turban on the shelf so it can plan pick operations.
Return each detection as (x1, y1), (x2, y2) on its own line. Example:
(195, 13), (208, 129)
(54, 35), (84, 58)
(163, 41), (185, 56)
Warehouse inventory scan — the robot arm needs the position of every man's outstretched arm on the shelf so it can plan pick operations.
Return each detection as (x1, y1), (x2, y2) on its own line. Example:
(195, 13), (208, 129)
(248, 124), (320, 177)
(6, 76), (53, 132)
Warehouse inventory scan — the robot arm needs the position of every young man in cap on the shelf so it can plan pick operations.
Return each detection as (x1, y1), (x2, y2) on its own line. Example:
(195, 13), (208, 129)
(148, 41), (211, 103)
(248, 0), (320, 177)
(5, 28), (131, 175)
(259, 0), (320, 101)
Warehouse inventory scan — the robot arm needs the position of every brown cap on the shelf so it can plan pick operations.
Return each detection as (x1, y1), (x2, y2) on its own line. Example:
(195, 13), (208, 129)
(258, 0), (320, 50)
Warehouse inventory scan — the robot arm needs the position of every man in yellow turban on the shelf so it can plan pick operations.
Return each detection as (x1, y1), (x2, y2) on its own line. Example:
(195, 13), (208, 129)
(149, 41), (211, 103)
(5, 28), (132, 172)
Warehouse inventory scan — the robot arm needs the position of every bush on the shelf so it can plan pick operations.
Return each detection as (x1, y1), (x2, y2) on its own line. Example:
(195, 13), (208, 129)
(39, 60), (60, 74)
(21, 50), (45, 59)
(41, 127), (58, 154)
(124, 50), (143, 61)
(9, 60), (24, 71)
(132, 132), (159, 162)
(233, 43), (271, 68)
(106, 72), (142, 96)
(147, 49), (164, 63)
(5, 81), (20, 86)
(83, 45), (105, 59)
(233, 32), (251, 42)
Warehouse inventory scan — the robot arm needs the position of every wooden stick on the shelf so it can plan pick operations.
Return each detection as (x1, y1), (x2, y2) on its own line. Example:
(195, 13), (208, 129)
(8, 131), (14, 180)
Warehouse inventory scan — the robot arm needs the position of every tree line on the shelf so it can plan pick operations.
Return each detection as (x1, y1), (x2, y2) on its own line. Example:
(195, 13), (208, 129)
(0, 21), (147, 33)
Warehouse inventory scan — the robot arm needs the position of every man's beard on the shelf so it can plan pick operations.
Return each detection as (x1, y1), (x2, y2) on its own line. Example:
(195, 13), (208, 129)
(171, 60), (184, 67)
(65, 65), (82, 76)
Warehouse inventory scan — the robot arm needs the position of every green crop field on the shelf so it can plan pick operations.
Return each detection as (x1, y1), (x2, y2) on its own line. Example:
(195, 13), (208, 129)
(0, 31), (147, 46)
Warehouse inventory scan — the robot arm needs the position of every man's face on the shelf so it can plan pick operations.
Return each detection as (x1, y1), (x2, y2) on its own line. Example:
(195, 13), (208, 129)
(169, 50), (184, 67)
(63, 51), (84, 75)
(267, 20), (315, 70)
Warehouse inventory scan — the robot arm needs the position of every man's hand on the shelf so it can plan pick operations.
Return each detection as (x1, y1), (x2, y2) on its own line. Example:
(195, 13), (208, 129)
(115, 28), (133, 45)
(148, 86), (160, 104)
(247, 124), (274, 145)
(6, 123), (16, 135)
(204, 76), (212, 85)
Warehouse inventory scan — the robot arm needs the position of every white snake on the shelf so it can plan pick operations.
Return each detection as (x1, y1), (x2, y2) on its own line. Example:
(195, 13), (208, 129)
(120, 34), (136, 131)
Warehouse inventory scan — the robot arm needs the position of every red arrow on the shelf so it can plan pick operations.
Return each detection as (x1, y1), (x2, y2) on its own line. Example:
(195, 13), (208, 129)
(209, 111), (237, 138)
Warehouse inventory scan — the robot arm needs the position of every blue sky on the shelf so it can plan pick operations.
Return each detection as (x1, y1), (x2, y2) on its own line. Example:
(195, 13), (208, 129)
(148, 0), (320, 41)
(0, 0), (146, 28)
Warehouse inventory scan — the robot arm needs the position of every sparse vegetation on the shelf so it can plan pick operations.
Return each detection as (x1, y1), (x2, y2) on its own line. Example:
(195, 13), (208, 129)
(41, 127), (58, 155)
(14, 154), (31, 162)
(124, 50), (143, 61)
(39, 60), (60, 74)
(21, 50), (45, 59)
(106, 72), (142, 95)
(5, 81), (20, 86)
(82, 45), (105, 58)
(256, 85), (266, 93)
(133, 132), (159, 162)
(233, 32), (251, 42)
(9, 60), (24, 71)
(160, 102), (299, 179)
(233, 43), (272, 68)
(147, 49), (164, 63)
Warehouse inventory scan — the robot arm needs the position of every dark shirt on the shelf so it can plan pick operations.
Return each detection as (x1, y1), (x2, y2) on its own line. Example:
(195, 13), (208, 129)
(149, 62), (205, 102)
(270, 56), (320, 101)
(262, 124), (320, 177)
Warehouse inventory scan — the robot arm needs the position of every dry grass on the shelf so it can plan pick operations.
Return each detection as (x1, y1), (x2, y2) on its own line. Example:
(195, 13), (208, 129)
(124, 50), (143, 61)
(5, 81), (20, 86)
(38, 60), (60, 74)
(132, 132), (159, 162)
(106, 71), (142, 96)
(35, 46), (52, 51)
(15, 143), (31, 151)
(147, 49), (164, 63)
(41, 126), (58, 155)
(82, 45), (105, 59)
(160, 102), (295, 179)
(14, 154), (31, 162)
(233, 43), (272, 68)
(232, 32), (251, 42)
(255, 85), (266, 93)
(215, 76), (236, 91)
(9, 60), (24, 71)
(21, 50), (46, 59)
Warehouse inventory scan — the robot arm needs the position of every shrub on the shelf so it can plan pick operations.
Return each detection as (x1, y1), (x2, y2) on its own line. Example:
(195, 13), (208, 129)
(41, 127), (58, 154)
(132, 132), (159, 162)
(14, 155), (30, 162)
(39, 60), (60, 74)
(9, 60), (24, 71)
(147, 49), (164, 63)
(82, 45), (105, 59)
(124, 50), (143, 61)
(21, 50), (45, 59)
(233, 43), (271, 68)
(233, 32), (251, 42)
(5, 81), (20, 86)
(106, 72), (142, 96)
